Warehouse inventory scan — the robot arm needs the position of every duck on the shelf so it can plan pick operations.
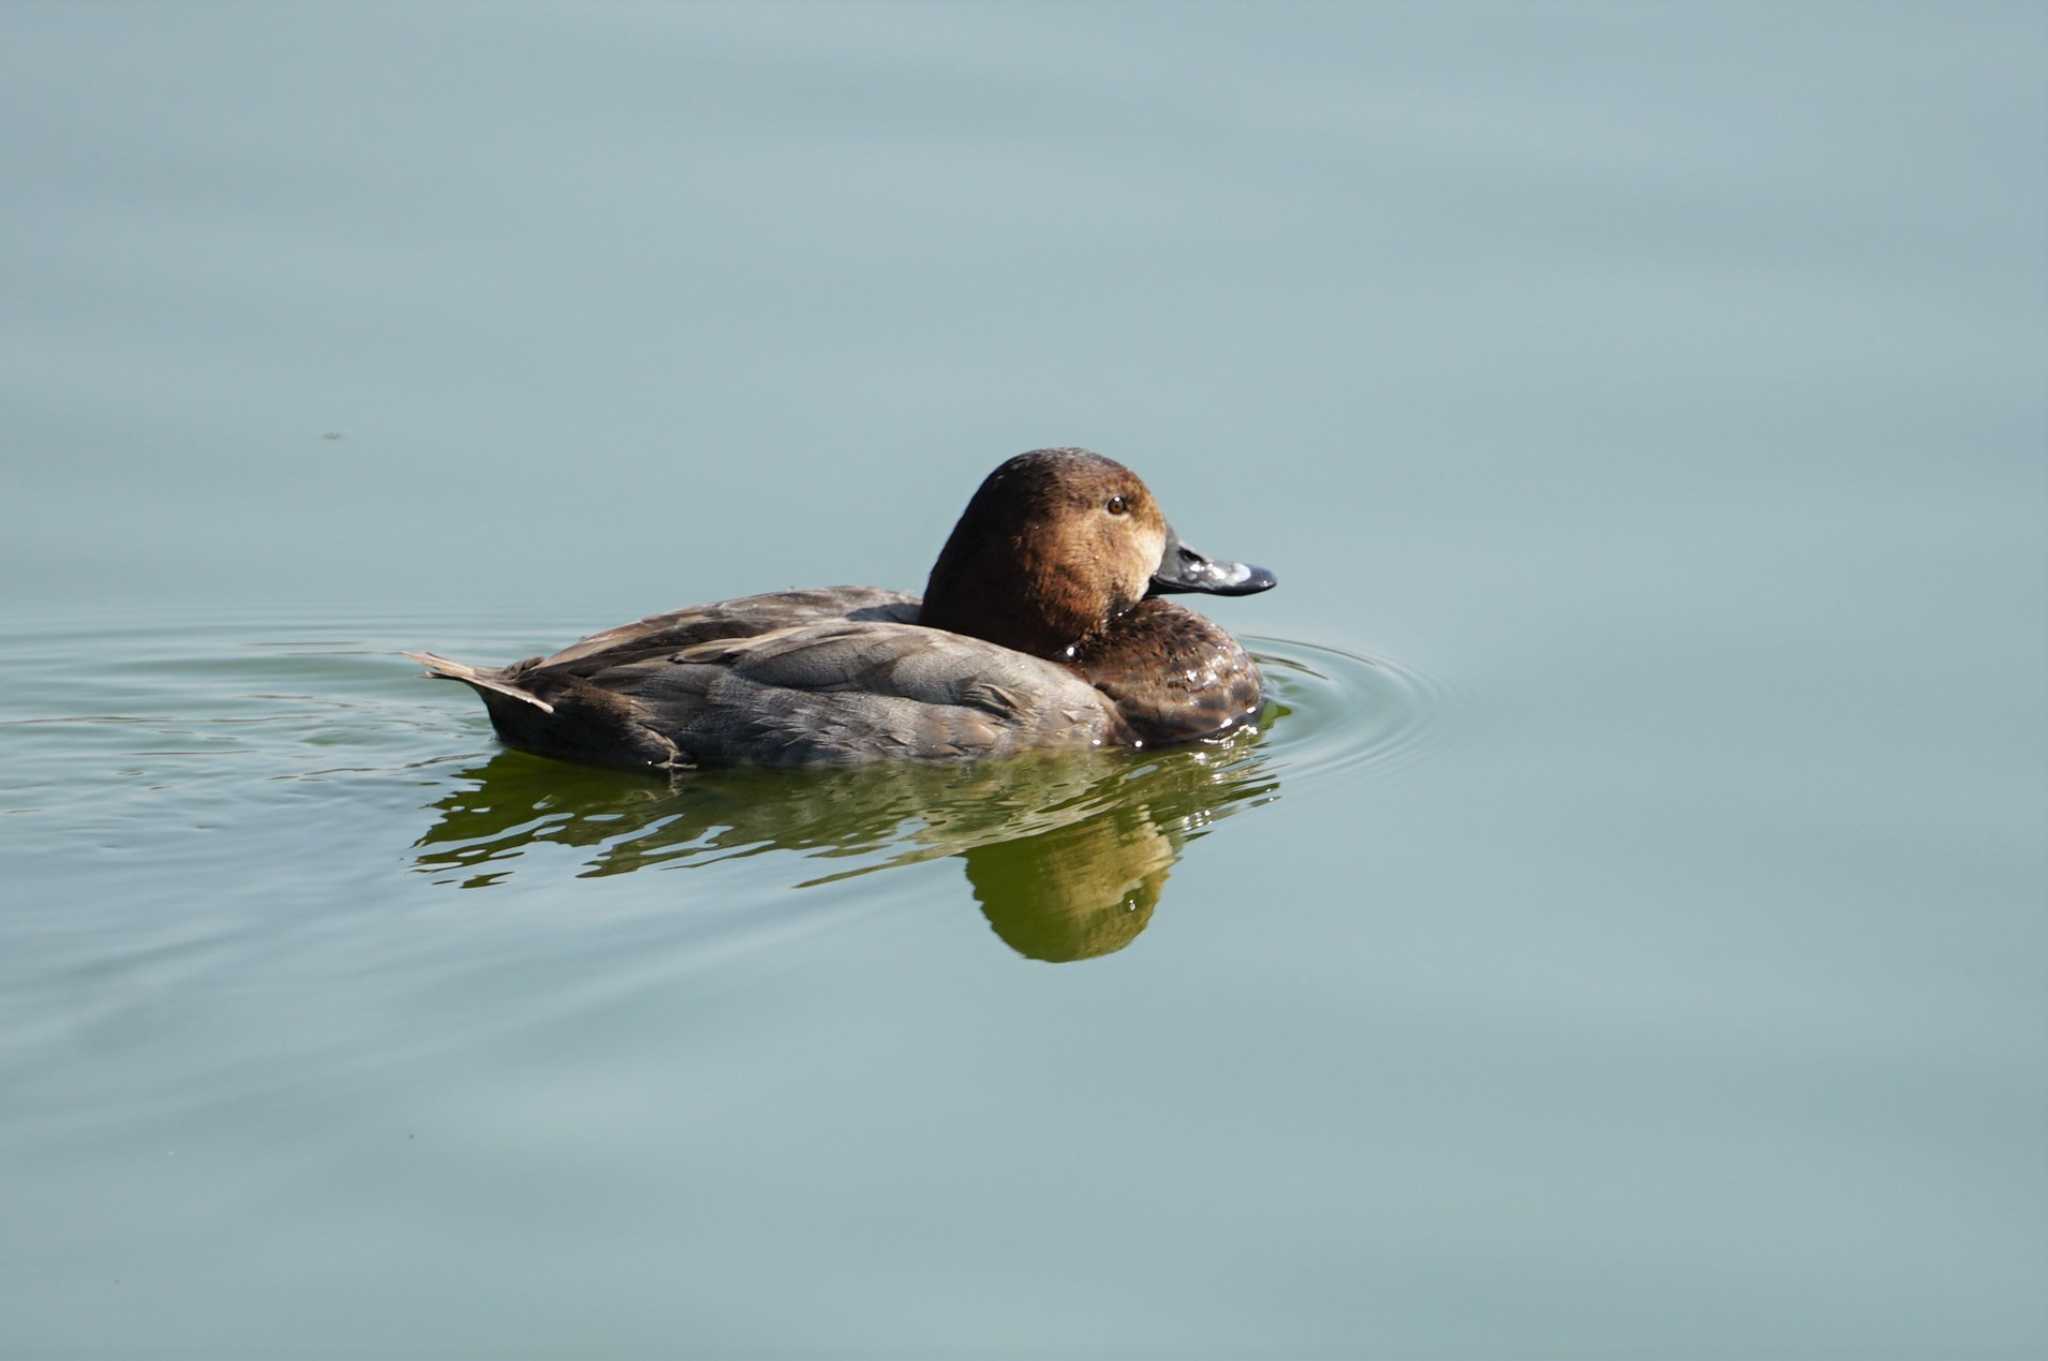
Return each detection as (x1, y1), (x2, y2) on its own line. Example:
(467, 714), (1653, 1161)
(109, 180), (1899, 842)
(405, 447), (1276, 770)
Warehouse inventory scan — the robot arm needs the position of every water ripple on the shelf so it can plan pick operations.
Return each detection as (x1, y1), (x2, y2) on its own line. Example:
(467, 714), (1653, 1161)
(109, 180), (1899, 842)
(1, 619), (1441, 967)
(1251, 636), (1447, 785)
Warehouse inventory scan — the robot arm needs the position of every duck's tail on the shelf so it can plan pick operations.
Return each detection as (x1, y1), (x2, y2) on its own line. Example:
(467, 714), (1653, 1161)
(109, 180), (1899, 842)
(402, 651), (556, 714)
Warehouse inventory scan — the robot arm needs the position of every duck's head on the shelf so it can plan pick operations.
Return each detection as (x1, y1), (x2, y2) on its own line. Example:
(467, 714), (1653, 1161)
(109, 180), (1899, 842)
(918, 448), (1275, 658)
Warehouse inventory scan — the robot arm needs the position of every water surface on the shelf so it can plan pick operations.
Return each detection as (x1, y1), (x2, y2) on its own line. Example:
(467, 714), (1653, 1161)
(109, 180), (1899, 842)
(3, 4), (2042, 1357)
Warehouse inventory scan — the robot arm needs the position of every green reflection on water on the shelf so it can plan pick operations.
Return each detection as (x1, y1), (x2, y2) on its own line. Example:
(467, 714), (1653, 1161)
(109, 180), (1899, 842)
(413, 702), (1290, 962)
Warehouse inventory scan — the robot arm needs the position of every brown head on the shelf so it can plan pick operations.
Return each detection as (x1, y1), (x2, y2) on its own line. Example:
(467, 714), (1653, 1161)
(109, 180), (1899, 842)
(918, 448), (1275, 658)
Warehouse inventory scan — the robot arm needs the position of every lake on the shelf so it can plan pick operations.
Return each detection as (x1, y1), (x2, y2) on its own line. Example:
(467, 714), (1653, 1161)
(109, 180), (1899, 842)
(3, 4), (2042, 1357)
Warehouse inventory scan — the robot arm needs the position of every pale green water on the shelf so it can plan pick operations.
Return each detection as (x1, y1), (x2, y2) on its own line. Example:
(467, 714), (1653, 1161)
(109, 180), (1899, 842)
(3, 4), (2044, 1358)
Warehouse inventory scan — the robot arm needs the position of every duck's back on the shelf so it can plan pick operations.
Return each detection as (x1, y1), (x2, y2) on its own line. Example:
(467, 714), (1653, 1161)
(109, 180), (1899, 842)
(522, 586), (923, 672)
(442, 588), (1119, 769)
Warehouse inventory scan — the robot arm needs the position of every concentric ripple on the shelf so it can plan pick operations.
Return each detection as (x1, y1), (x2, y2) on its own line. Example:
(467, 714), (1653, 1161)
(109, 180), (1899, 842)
(1249, 637), (1446, 786)
(0, 617), (1444, 915)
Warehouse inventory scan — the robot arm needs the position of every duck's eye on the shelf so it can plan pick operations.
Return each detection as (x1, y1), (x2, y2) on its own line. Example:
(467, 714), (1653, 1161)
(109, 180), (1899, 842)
(1105, 495), (1129, 516)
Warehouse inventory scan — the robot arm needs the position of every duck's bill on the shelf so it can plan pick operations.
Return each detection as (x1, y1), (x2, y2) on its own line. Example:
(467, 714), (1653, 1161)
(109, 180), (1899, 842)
(1149, 526), (1277, 597)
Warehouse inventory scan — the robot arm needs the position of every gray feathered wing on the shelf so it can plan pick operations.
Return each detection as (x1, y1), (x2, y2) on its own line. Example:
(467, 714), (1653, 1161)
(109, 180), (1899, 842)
(589, 619), (1119, 767)
(414, 588), (1118, 769)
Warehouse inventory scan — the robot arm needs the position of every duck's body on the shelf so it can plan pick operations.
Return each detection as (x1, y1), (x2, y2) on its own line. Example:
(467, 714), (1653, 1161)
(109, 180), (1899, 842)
(409, 449), (1273, 770)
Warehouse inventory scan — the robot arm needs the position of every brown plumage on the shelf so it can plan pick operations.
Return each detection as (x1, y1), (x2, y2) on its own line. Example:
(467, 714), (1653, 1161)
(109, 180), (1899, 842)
(407, 449), (1275, 770)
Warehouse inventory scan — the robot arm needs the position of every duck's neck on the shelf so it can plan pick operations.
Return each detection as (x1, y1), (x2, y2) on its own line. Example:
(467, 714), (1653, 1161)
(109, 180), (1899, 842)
(921, 540), (1146, 659)
(918, 582), (1107, 659)
(916, 473), (1154, 656)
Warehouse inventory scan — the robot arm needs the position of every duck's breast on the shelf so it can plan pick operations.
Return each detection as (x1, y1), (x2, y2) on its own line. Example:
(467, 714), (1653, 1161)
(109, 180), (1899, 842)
(1071, 600), (1264, 746)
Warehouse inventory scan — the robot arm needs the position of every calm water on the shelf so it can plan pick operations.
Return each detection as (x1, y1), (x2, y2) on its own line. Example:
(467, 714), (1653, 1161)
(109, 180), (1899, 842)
(3, 5), (2043, 1357)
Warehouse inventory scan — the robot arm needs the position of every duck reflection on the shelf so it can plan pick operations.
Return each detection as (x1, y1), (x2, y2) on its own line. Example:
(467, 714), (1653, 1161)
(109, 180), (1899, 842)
(412, 711), (1284, 962)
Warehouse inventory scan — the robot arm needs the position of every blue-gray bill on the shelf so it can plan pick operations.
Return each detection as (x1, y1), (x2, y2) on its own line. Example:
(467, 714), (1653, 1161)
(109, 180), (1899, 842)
(1148, 525), (1277, 597)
